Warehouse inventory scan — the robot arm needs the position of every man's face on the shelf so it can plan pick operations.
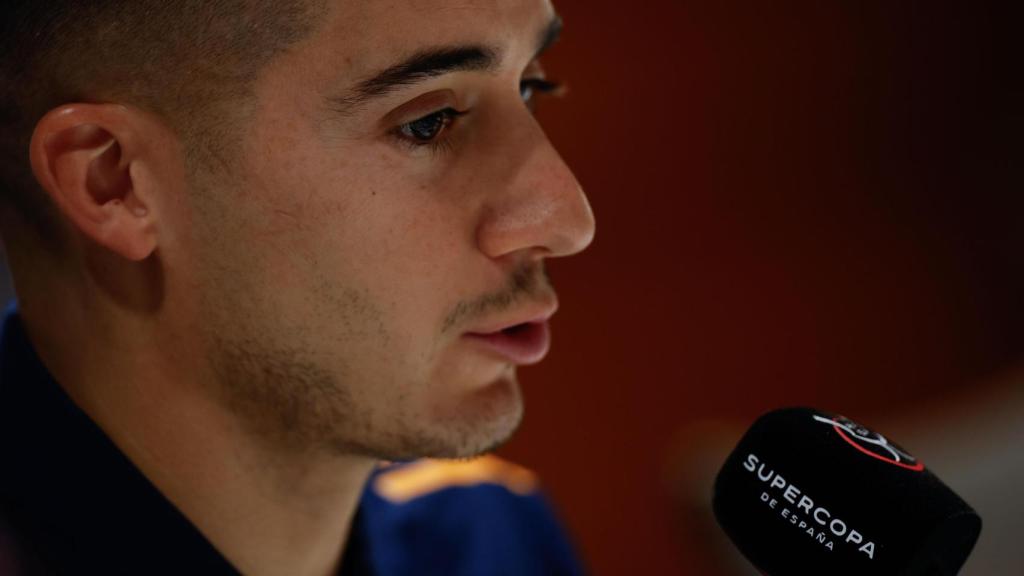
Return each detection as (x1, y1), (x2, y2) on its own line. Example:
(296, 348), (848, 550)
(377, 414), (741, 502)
(175, 0), (594, 460)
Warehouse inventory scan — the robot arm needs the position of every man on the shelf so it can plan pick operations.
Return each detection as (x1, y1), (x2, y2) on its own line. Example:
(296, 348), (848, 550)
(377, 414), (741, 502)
(0, 0), (595, 574)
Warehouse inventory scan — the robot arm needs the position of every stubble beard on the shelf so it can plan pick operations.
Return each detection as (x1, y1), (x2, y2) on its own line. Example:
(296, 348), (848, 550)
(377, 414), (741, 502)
(200, 306), (526, 462)
(190, 199), (542, 461)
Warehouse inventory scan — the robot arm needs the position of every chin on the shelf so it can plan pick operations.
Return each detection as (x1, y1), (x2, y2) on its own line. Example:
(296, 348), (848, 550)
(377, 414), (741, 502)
(458, 374), (526, 457)
(396, 371), (524, 460)
(326, 371), (525, 461)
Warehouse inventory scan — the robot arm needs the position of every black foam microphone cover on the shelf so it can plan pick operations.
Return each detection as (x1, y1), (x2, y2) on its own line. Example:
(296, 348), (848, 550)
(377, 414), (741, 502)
(712, 408), (981, 575)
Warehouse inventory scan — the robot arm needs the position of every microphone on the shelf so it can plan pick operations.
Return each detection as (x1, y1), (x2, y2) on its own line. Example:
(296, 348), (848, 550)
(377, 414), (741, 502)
(712, 408), (982, 575)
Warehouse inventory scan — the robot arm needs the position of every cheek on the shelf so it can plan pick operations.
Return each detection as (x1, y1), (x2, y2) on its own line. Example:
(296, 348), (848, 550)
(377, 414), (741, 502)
(269, 163), (467, 332)
(231, 110), (489, 358)
(295, 158), (472, 305)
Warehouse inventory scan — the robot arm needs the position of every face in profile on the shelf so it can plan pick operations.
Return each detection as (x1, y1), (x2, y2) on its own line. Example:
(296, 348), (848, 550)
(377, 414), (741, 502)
(167, 0), (595, 460)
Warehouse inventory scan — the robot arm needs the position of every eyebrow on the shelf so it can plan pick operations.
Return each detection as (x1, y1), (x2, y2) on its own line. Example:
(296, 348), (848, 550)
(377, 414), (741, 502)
(327, 15), (564, 116)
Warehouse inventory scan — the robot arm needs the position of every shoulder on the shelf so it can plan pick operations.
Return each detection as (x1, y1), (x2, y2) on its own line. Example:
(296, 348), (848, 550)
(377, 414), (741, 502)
(371, 454), (539, 503)
(0, 509), (42, 576)
(358, 455), (584, 576)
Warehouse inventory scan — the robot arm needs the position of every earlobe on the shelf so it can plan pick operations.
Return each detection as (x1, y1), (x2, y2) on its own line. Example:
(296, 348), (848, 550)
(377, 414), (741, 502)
(30, 104), (157, 261)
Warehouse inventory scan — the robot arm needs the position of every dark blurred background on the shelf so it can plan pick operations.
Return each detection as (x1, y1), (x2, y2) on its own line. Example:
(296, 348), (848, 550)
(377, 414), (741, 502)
(2, 1), (1021, 574)
(497, 1), (1024, 574)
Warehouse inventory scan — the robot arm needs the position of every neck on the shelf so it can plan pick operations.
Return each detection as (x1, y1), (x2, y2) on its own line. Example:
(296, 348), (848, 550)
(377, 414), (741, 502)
(20, 291), (377, 576)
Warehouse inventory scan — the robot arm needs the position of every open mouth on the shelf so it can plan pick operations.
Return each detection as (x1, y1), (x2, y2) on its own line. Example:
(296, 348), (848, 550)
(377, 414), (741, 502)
(501, 323), (532, 336)
(464, 321), (552, 365)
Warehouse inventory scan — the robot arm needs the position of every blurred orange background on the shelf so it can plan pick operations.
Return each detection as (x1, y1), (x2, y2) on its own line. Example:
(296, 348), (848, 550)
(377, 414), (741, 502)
(498, 1), (1023, 574)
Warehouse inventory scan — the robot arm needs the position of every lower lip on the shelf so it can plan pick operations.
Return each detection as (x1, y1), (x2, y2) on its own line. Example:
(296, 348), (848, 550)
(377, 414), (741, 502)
(463, 322), (552, 365)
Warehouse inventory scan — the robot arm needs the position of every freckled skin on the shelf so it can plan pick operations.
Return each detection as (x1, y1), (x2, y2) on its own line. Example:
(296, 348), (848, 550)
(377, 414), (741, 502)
(172, 0), (594, 460)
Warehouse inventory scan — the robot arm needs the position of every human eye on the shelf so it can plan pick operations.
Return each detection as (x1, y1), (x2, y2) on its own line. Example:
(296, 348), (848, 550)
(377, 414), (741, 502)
(519, 78), (564, 112)
(392, 107), (468, 153)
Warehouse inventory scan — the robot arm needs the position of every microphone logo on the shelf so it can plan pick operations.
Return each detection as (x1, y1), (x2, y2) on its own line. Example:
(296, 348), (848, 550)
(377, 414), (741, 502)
(813, 414), (925, 472)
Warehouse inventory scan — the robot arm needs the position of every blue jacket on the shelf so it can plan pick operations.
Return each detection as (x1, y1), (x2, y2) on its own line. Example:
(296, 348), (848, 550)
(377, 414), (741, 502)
(0, 307), (584, 575)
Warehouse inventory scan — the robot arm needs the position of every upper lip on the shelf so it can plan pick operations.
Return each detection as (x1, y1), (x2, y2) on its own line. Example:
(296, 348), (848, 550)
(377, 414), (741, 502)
(463, 297), (559, 336)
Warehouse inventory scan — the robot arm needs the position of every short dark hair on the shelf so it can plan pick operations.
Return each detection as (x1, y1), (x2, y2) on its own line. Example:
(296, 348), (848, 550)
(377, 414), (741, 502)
(0, 0), (323, 239)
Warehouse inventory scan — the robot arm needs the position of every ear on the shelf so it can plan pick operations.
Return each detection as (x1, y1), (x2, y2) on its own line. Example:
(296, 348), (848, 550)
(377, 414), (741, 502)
(29, 104), (161, 261)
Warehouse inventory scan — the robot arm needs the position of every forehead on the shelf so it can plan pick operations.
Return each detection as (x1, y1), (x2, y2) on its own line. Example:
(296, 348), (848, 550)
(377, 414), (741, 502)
(315, 0), (556, 72)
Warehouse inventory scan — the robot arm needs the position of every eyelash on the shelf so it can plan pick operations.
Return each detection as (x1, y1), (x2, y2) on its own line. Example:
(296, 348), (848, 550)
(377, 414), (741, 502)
(392, 78), (564, 156)
(520, 78), (563, 111)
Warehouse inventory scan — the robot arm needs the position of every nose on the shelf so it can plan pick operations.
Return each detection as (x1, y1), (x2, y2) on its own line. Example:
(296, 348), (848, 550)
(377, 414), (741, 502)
(475, 116), (596, 263)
